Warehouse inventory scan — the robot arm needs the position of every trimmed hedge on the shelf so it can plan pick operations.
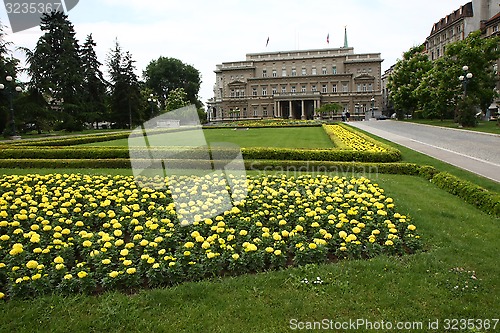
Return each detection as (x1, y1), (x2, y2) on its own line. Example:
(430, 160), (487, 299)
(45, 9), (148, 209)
(0, 146), (402, 163)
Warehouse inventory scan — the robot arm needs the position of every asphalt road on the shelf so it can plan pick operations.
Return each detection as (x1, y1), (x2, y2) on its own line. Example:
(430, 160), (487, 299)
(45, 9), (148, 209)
(347, 120), (500, 184)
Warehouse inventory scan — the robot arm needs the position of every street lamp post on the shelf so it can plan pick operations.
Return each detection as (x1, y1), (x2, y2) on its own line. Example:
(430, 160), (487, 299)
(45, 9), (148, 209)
(458, 65), (473, 96)
(0, 75), (23, 139)
(370, 97), (375, 118)
(147, 94), (157, 118)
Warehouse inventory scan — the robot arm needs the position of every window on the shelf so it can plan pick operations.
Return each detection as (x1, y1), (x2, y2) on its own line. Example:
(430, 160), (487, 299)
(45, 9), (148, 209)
(230, 89), (235, 97)
(342, 83), (349, 92)
(301, 85), (306, 93)
(291, 86), (296, 93)
(282, 69), (287, 77)
(322, 67), (327, 75)
(262, 69), (267, 78)
(281, 86), (286, 93)
(263, 107), (268, 117)
(368, 83), (373, 92)
(311, 85), (317, 92)
(302, 68), (307, 75)
(272, 86), (277, 95)
(252, 87), (257, 96)
(272, 69), (277, 77)
(262, 87), (267, 96)
(253, 106), (258, 117)
(322, 84), (327, 93)
(332, 66), (337, 74)
(312, 68), (317, 75)
(332, 84), (337, 93)
(291, 68), (297, 76)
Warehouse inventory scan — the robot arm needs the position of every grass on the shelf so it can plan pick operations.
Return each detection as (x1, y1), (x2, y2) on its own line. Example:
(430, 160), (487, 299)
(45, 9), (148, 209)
(82, 127), (335, 149)
(404, 119), (500, 135)
(0, 173), (498, 332)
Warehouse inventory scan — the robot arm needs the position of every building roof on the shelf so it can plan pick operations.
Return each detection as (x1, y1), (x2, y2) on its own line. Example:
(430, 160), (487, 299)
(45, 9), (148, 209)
(429, 2), (473, 36)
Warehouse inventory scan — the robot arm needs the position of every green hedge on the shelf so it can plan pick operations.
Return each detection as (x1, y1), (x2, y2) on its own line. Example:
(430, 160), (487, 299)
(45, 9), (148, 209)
(0, 146), (402, 163)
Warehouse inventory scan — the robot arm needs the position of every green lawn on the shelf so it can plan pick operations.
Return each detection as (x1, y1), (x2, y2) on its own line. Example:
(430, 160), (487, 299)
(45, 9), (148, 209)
(404, 119), (500, 135)
(82, 127), (335, 149)
(0, 173), (498, 332)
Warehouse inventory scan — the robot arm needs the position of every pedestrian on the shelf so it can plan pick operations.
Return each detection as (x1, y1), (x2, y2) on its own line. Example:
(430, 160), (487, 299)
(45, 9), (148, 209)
(342, 111), (346, 122)
(345, 110), (350, 122)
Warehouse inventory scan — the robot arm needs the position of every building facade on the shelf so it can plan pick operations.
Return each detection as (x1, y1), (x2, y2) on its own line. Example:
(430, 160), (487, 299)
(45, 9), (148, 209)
(207, 47), (383, 122)
(424, 0), (500, 60)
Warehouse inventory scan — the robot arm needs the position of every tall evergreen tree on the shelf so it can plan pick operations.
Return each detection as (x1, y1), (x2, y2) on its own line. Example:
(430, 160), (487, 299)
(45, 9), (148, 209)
(26, 11), (84, 130)
(81, 34), (107, 129)
(106, 40), (142, 128)
(0, 20), (21, 135)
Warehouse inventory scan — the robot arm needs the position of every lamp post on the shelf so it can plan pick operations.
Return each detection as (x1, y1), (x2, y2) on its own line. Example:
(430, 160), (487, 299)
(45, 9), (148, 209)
(147, 94), (157, 118)
(0, 75), (23, 139)
(370, 97), (375, 118)
(458, 65), (473, 96)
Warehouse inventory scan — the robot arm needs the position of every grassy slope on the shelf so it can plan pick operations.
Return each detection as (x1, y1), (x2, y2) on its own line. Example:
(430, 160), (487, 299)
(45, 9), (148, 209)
(0, 174), (498, 333)
(82, 127), (335, 149)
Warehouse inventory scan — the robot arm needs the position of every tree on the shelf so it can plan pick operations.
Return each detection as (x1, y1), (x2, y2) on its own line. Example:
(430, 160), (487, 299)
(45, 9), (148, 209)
(0, 20), (21, 136)
(316, 102), (342, 119)
(106, 39), (143, 128)
(25, 11), (84, 130)
(444, 31), (500, 127)
(81, 34), (107, 129)
(387, 45), (433, 119)
(165, 87), (190, 112)
(143, 57), (201, 109)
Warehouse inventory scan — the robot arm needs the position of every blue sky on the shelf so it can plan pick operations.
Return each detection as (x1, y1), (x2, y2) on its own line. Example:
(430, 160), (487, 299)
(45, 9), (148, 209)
(1, 0), (473, 104)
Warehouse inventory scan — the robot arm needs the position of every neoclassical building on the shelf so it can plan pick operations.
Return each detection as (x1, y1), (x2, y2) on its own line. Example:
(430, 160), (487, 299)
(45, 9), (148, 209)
(207, 47), (383, 121)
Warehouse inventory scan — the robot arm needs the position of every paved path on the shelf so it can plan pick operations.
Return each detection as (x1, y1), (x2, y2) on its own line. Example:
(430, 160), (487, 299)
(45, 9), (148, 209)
(347, 120), (500, 183)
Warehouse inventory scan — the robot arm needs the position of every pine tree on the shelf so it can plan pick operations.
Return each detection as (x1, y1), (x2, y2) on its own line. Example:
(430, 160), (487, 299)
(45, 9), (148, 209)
(81, 34), (107, 129)
(106, 39), (142, 128)
(27, 11), (84, 130)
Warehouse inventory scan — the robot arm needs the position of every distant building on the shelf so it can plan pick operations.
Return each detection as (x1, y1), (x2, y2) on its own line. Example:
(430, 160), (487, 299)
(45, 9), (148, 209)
(424, 0), (500, 60)
(207, 45), (383, 122)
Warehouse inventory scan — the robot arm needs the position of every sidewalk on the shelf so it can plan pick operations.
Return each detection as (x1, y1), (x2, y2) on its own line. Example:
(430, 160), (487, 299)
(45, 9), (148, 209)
(347, 121), (500, 183)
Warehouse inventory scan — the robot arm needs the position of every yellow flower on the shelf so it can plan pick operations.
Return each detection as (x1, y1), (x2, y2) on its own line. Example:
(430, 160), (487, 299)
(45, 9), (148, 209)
(408, 224), (416, 231)
(184, 242), (194, 248)
(26, 260), (38, 269)
(123, 260), (132, 266)
(55, 264), (65, 270)
(339, 231), (347, 238)
(265, 247), (274, 253)
(102, 259), (111, 265)
(108, 271), (119, 278)
(0, 292), (5, 299)
(239, 230), (248, 236)
(54, 256), (64, 264)
(201, 241), (210, 249)
(120, 249), (129, 256)
(232, 254), (240, 260)
(339, 246), (347, 251)
(385, 240), (394, 246)
(274, 250), (282, 256)
(206, 252), (216, 259)
(308, 243), (317, 250)
(82, 240), (92, 247)
(77, 271), (88, 278)
(31, 274), (41, 280)
(126, 268), (136, 274)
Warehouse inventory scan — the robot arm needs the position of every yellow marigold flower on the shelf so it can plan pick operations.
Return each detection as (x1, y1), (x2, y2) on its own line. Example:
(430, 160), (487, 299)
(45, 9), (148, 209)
(206, 252), (216, 259)
(232, 253), (240, 260)
(352, 227), (361, 234)
(408, 224), (416, 231)
(102, 259), (111, 265)
(126, 268), (136, 274)
(389, 228), (398, 234)
(184, 242), (194, 248)
(195, 235), (204, 243)
(239, 230), (248, 236)
(31, 274), (41, 280)
(120, 249), (129, 256)
(274, 250), (282, 256)
(54, 256), (64, 264)
(372, 229), (380, 235)
(82, 240), (92, 247)
(0, 235), (9, 241)
(201, 241), (210, 249)
(308, 243), (317, 250)
(114, 230), (123, 237)
(109, 271), (119, 278)
(385, 240), (394, 246)
(168, 262), (176, 267)
(295, 225), (304, 232)
(139, 240), (149, 246)
(265, 247), (274, 253)
(26, 260), (38, 269)
(0, 292), (5, 299)
(184, 251), (191, 256)
(339, 231), (347, 238)
(98, 212), (106, 218)
(123, 260), (132, 266)
(55, 264), (65, 270)
(339, 246), (347, 251)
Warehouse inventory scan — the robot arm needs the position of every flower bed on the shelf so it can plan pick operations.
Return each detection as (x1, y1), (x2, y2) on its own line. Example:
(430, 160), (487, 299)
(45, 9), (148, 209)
(0, 173), (421, 299)
(323, 124), (389, 152)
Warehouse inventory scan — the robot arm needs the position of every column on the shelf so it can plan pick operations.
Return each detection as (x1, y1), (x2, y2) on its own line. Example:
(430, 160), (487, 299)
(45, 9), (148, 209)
(289, 101), (293, 119)
(301, 100), (306, 119)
